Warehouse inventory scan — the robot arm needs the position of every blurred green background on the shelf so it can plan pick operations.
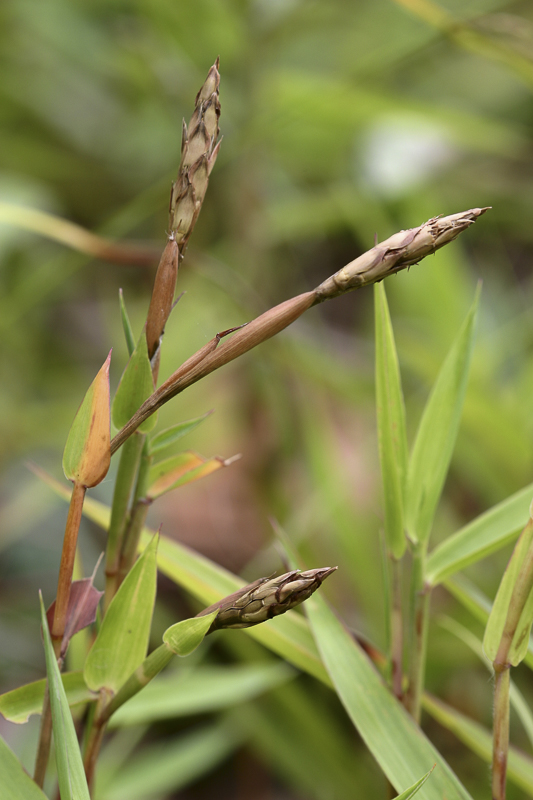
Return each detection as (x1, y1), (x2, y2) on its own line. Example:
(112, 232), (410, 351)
(1, 0), (533, 797)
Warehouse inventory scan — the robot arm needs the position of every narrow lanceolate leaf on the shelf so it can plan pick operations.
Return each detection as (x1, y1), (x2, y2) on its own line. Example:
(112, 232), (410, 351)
(119, 289), (136, 357)
(305, 593), (473, 800)
(426, 483), (533, 586)
(163, 612), (218, 656)
(445, 574), (533, 671)
(0, 672), (94, 724)
(406, 288), (479, 544)
(109, 663), (294, 728)
(63, 352), (111, 487)
(149, 411), (213, 455)
(84, 535), (158, 692)
(374, 283), (408, 559)
(112, 333), (156, 434)
(146, 451), (230, 500)
(39, 594), (91, 800)
(483, 515), (533, 666)
(0, 735), (48, 800)
(395, 768), (435, 800)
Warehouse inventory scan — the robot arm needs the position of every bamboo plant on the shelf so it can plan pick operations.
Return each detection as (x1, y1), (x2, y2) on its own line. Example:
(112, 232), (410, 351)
(3, 59), (532, 800)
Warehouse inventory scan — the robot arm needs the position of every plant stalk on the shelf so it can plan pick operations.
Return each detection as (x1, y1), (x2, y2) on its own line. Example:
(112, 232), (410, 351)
(103, 433), (145, 611)
(389, 556), (404, 701)
(51, 481), (86, 647)
(492, 665), (510, 800)
(405, 544), (430, 722)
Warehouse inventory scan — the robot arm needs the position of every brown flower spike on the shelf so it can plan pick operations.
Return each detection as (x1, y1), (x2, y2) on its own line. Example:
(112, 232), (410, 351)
(197, 567), (337, 633)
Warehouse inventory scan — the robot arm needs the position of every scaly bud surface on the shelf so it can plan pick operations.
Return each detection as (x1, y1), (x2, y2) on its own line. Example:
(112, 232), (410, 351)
(314, 207), (490, 301)
(169, 60), (221, 247)
(197, 567), (337, 633)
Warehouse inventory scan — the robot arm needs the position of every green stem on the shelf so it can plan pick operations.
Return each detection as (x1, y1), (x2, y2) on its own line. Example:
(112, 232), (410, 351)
(492, 666), (510, 800)
(117, 438), (153, 587)
(100, 643), (174, 725)
(83, 688), (112, 795)
(104, 433), (145, 611)
(389, 556), (404, 701)
(405, 544), (430, 723)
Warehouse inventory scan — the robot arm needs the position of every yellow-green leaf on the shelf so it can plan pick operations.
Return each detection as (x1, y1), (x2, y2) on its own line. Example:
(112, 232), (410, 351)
(147, 451), (227, 500)
(0, 672), (94, 724)
(406, 289), (479, 544)
(163, 612), (218, 656)
(40, 593), (91, 800)
(62, 352), (111, 487)
(112, 332), (156, 434)
(84, 535), (158, 692)
(374, 283), (408, 559)
(483, 514), (533, 666)
(0, 734), (49, 800)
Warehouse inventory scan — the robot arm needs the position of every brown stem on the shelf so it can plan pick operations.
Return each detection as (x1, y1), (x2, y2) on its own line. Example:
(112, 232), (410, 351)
(51, 482), (86, 645)
(110, 292), (316, 453)
(84, 689), (113, 795)
(492, 665), (510, 800)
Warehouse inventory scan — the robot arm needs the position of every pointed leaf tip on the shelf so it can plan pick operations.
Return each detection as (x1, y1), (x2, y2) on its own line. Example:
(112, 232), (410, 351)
(63, 354), (112, 487)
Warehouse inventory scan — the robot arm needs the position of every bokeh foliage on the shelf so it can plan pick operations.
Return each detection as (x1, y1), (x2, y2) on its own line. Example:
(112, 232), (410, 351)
(2, 0), (533, 797)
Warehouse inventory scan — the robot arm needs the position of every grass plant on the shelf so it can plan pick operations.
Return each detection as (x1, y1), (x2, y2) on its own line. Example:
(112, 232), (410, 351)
(2, 32), (533, 800)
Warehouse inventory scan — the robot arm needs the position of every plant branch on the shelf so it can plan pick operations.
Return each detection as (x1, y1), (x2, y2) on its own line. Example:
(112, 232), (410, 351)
(110, 207), (490, 455)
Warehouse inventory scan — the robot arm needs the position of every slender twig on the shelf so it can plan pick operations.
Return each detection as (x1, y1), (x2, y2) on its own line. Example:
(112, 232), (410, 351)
(389, 556), (404, 701)
(405, 544), (430, 722)
(492, 666), (510, 800)
(110, 208), (490, 455)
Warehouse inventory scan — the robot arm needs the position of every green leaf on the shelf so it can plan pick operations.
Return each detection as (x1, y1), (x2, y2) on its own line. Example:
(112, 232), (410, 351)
(119, 289), (136, 357)
(39, 593), (91, 800)
(149, 411), (213, 455)
(163, 612), (218, 656)
(112, 332), (156, 434)
(84, 535), (158, 692)
(96, 720), (243, 800)
(0, 671), (94, 724)
(147, 452), (227, 500)
(423, 692), (533, 796)
(426, 483), (533, 586)
(63, 352), (111, 487)
(0, 735), (49, 800)
(374, 283), (408, 559)
(305, 592), (472, 799)
(395, 768), (435, 800)
(483, 516), (533, 665)
(109, 663), (293, 727)
(406, 288), (479, 544)
(444, 574), (533, 671)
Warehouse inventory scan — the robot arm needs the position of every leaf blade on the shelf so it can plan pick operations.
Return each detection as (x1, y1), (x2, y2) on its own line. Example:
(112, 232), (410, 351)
(374, 282), (408, 558)
(84, 535), (158, 692)
(406, 289), (479, 544)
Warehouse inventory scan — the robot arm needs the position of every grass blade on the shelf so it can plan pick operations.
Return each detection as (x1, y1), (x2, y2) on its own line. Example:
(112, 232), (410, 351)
(305, 592), (472, 799)
(0, 735), (48, 800)
(0, 672), (94, 724)
(109, 663), (293, 727)
(406, 288), (479, 544)
(84, 535), (158, 692)
(39, 593), (91, 800)
(426, 483), (533, 585)
(374, 282), (408, 558)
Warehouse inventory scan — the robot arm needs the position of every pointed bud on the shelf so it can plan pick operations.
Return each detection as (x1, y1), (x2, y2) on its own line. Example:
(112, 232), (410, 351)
(197, 567), (337, 633)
